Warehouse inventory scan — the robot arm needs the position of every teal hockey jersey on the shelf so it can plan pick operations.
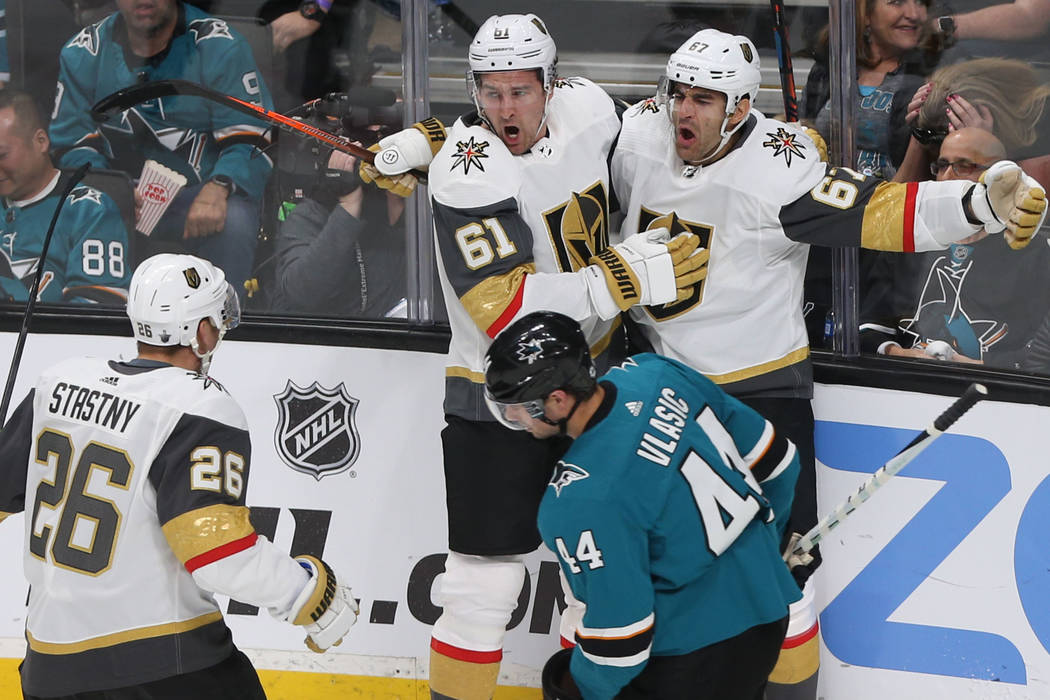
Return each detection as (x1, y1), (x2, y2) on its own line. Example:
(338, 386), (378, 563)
(0, 171), (129, 304)
(50, 3), (273, 200)
(538, 353), (802, 698)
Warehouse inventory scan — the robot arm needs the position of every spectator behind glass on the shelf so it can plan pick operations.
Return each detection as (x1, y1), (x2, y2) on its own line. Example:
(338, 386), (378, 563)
(927, 0), (1050, 66)
(0, 89), (130, 304)
(801, 0), (937, 179)
(860, 127), (1050, 367)
(899, 57), (1050, 188)
(272, 148), (406, 318)
(48, 0), (274, 297)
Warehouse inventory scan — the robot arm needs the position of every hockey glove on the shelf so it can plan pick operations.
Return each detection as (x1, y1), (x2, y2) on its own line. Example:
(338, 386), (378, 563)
(359, 145), (417, 198)
(287, 556), (359, 652)
(968, 160), (1047, 249)
(783, 532), (822, 588)
(585, 228), (676, 319)
(359, 118), (446, 198)
(667, 233), (708, 301)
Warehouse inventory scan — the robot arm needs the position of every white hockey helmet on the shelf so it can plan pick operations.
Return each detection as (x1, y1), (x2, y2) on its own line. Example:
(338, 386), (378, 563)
(126, 253), (240, 370)
(468, 14), (558, 91)
(661, 29), (762, 160)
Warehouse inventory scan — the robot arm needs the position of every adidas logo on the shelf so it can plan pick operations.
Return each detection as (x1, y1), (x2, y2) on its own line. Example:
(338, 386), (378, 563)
(100, 376), (119, 386)
(624, 401), (643, 416)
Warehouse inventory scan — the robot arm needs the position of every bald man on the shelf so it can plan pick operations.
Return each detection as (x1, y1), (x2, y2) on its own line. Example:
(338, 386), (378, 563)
(860, 127), (1050, 366)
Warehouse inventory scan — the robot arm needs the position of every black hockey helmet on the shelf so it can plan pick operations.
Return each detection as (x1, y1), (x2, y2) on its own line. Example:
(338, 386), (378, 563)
(541, 647), (582, 700)
(485, 311), (597, 404)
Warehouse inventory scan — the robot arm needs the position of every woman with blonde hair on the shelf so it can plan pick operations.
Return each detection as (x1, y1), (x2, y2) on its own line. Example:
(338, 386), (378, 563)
(897, 57), (1050, 186)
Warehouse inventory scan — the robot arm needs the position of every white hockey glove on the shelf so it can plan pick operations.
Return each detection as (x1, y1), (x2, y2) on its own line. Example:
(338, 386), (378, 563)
(584, 228), (676, 319)
(967, 160), (1047, 249)
(359, 118), (446, 198)
(285, 556), (359, 653)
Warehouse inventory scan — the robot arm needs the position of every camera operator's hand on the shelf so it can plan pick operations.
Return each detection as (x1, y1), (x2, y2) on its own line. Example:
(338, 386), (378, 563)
(271, 11), (322, 54)
(328, 151), (364, 217)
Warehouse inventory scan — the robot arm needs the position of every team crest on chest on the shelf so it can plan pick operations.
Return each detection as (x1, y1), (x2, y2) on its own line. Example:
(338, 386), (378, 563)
(762, 127), (807, 166)
(273, 381), (361, 480)
(542, 181), (609, 272)
(550, 460), (589, 496)
(450, 136), (490, 174)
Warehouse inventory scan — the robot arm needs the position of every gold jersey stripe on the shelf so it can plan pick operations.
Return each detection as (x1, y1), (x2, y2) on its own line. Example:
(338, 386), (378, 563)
(706, 346), (809, 385)
(861, 181), (908, 251)
(161, 504), (255, 566)
(444, 317), (622, 386)
(0, 511), (11, 524)
(459, 263), (535, 333)
(27, 611), (222, 655)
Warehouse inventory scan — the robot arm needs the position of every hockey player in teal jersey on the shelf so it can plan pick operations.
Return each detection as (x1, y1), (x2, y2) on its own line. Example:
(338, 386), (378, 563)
(485, 311), (801, 699)
(0, 90), (129, 304)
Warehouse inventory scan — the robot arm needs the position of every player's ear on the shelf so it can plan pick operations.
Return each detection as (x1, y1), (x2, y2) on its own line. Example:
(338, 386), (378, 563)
(729, 97), (751, 128)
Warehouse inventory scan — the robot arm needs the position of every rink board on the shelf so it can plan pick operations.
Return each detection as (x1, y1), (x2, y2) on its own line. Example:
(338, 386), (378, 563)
(0, 334), (1047, 699)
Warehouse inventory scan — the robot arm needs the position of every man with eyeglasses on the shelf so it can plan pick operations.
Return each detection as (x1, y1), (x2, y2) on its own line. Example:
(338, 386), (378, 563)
(861, 127), (1050, 366)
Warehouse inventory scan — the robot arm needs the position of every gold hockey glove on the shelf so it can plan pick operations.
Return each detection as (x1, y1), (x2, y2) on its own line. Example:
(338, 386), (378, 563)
(969, 160), (1048, 249)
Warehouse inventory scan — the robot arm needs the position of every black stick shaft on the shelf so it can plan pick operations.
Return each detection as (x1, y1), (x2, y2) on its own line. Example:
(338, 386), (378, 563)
(0, 163), (92, 425)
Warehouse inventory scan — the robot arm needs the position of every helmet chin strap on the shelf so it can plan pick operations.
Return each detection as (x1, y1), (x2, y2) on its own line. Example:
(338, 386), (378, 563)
(190, 326), (227, 375)
(693, 102), (748, 166)
(538, 395), (581, 435)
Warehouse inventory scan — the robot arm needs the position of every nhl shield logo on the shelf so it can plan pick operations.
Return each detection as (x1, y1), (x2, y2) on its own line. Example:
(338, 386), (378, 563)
(274, 381), (361, 480)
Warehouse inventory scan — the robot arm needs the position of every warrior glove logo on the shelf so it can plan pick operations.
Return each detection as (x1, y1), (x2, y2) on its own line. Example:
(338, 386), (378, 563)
(450, 136), (490, 175)
(762, 127), (807, 167)
(274, 381), (361, 480)
(550, 461), (590, 496)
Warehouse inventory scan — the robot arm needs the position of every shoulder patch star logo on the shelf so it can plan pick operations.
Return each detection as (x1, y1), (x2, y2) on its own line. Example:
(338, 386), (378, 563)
(763, 127), (807, 166)
(550, 460), (590, 496)
(633, 97), (661, 116)
(554, 77), (585, 89)
(450, 136), (490, 175)
(188, 18), (234, 43)
(68, 186), (102, 206)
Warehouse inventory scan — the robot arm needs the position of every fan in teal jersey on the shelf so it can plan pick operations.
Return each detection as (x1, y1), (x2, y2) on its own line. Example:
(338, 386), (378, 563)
(0, 90), (129, 304)
(485, 311), (802, 700)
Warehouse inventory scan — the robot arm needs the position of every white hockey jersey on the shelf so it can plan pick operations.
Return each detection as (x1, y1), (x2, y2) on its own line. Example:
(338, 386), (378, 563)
(429, 77), (622, 420)
(0, 357), (310, 696)
(612, 99), (981, 398)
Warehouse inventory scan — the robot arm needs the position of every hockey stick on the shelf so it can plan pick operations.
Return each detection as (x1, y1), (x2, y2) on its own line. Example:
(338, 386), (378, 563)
(91, 80), (428, 180)
(770, 0), (799, 122)
(0, 163), (92, 426)
(791, 383), (988, 556)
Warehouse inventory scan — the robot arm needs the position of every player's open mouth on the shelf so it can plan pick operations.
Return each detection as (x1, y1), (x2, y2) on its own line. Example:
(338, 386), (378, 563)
(503, 125), (521, 142)
(677, 127), (696, 147)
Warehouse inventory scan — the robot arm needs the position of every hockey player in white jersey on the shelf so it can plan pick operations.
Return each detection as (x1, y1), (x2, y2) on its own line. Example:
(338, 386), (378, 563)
(363, 13), (705, 700)
(611, 28), (1047, 700)
(0, 253), (358, 699)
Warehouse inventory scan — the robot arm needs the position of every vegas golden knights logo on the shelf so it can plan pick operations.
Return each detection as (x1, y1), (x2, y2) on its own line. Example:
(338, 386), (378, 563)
(639, 207), (713, 320)
(183, 268), (201, 288)
(542, 181), (610, 272)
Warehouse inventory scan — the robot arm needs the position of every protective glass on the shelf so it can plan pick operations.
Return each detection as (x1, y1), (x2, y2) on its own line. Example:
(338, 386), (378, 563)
(483, 393), (547, 431)
(930, 158), (990, 178)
